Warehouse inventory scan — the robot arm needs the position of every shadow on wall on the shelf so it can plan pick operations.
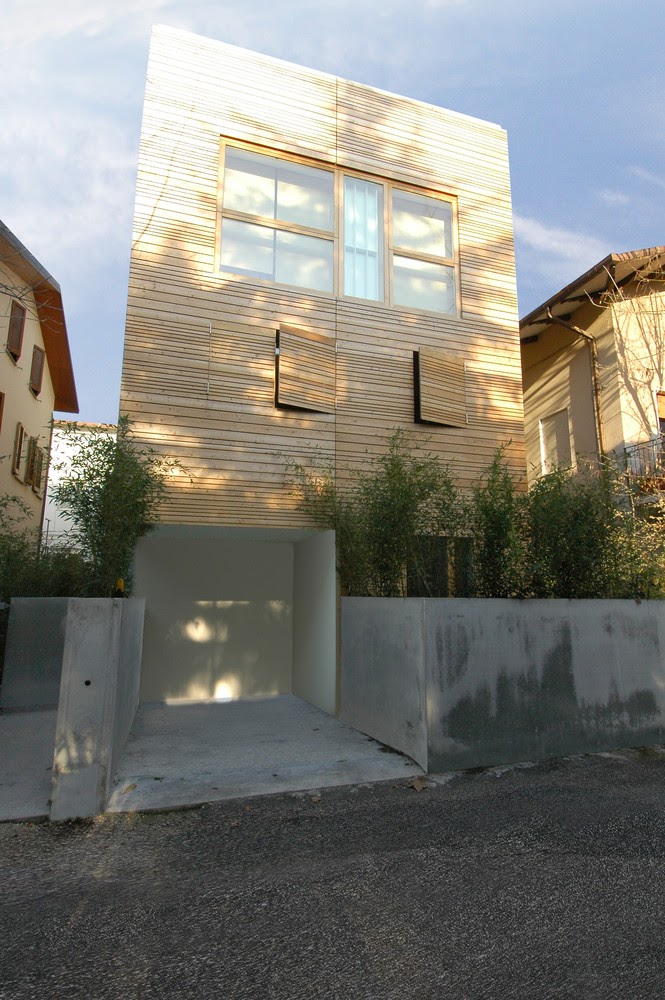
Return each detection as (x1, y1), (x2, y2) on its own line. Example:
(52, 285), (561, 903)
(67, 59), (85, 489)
(145, 598), (292, 702)
(443, 623), (661, 763)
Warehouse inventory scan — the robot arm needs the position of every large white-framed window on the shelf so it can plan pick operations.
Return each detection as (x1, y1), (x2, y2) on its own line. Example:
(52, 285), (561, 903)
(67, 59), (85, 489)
(219, 147), (334, 293)
(218, 142), (458, 315)
(392, 190), (456, 314)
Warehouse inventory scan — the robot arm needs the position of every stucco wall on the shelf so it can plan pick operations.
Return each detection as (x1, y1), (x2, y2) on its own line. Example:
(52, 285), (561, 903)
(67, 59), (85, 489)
(341, 598), (665, 772)
(521, 325), (598, 483)
(0, 261), (55, 521)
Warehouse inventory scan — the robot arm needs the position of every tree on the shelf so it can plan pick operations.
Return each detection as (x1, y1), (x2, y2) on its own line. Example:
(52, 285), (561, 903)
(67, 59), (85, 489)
(52, 417), (175, 596)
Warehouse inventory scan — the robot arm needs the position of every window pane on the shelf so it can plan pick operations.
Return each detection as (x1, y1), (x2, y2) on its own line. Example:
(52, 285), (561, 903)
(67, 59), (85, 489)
(392, 190), (453, 259)
(224, 149), (276, 218)
(343, 177), (384, 300)
(276, 162), (333, 231)
(223, 148), (333, 231)
(393, 256), (455, 314)
(275, 231), (333, 292)
(220, 218), (275, 280)
(221, 219), (333, 291)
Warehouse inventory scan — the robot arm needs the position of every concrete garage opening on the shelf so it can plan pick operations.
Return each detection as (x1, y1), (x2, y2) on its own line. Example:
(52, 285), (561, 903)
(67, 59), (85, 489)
(133, 526), (337, 715)
(107, 527), (421, 811)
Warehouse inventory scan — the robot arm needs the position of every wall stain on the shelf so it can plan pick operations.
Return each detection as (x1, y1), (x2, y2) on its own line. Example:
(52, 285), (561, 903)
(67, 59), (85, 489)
(438, 623), (469, 686)
(444, 620), (660, 752)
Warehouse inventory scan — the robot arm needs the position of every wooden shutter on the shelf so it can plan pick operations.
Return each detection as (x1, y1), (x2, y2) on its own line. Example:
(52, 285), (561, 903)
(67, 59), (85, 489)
(0, 392), (4, 434)
(29, 346), (45, 395)
(657, 392), (665, 420)
(413, 348), (466, 427)
(12, 423), (25, 477)
(24, 437), (37, 486)
(31, 447), (45, 496)
(7, 301), (26, 361)
(275, 325), (335, 413)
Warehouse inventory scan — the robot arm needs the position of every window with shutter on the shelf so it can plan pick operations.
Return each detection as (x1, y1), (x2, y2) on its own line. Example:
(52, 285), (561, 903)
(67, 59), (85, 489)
(413, 348), (466, 427)
(24, 437), (37, 486)
(31, 446), (46, 496)
(29, 346), (45, 395)
(275, 325), (336, 413)
(7, 301), (26, 362)
(12, 423), (25, 478)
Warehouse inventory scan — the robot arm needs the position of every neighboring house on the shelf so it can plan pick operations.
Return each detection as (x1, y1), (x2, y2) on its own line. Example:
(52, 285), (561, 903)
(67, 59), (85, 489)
(520, 247), (665, 484)
(0, 221), (78, 525)
(120, 26), (526, 711)
(42, 421), (116, 546)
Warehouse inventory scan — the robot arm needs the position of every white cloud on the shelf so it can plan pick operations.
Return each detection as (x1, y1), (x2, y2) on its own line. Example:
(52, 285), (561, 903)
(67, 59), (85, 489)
(1, 0), (170, 48)
(597, 189), (630, 207)
(629, 166), (665, 192)
(0, 104), (137, 295)
(514, 214), (609, 291)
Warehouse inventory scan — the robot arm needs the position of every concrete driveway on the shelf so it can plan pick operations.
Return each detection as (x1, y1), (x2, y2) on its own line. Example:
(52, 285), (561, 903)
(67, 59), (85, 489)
(107, 696), (423, 813)
(1, 696), (422, 821)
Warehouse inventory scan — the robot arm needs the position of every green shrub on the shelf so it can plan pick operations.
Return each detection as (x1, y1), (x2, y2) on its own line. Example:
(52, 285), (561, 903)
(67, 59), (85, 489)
(52, 416), (177, 596)
(469, 446), (527, 598)
(288, 436), (665, 600)
(290, 430), (465, 596)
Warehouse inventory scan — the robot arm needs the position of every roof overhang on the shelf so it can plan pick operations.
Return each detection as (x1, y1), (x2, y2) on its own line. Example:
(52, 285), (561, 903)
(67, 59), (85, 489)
(0, 221), (78, 413)
(520, 247), (665, 340)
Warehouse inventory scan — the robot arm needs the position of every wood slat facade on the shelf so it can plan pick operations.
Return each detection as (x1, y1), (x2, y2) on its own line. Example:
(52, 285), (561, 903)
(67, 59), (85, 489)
(120, 25), (526, 528)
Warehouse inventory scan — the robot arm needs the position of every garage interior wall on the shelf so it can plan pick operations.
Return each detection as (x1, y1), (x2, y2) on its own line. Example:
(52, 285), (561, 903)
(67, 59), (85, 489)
(133, 528), (336, 711)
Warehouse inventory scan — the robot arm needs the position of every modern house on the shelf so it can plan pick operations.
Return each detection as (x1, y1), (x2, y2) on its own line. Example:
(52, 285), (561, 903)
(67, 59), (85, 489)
(0, 221), (78, 525)
(120, 26), (526, 714)
(520, 247), (665, 484)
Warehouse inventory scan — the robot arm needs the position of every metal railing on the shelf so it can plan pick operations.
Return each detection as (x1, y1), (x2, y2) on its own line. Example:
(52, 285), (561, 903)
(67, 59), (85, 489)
(624, 434), (665, 478)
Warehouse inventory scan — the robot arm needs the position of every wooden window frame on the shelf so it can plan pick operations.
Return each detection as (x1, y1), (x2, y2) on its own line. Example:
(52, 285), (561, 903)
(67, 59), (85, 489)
(539, 408), (573, 476)
(217, 139), (460, 316)
(29, 345), (46, 396)
(12, 423), (26, 478)
(6, 300), (26, 362)
(31, 445), (46, 497)
(24, 436), (37, 486)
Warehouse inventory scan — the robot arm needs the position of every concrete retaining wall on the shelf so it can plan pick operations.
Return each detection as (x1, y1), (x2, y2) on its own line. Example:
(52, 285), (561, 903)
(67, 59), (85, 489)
(45, 598), (144, 821)
(1, 598), (69, 709)
(341, 598), (665, 772)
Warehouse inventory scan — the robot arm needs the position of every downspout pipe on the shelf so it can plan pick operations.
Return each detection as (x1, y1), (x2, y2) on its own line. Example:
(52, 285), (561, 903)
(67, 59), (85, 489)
(546, 307), (606, 459)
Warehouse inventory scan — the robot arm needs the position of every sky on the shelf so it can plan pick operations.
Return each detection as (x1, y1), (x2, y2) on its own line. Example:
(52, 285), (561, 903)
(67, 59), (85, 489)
(2, 0), (665, 424)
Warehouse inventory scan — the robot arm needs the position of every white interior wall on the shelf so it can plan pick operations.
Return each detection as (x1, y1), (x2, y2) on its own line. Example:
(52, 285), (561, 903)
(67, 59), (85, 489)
(134, 533), (294, 703)
(292, 531), (337, 715)
(133, 527), (338, 711)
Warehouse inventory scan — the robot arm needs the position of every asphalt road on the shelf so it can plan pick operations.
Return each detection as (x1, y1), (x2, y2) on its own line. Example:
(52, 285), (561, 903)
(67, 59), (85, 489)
(1, 748), (664, 999)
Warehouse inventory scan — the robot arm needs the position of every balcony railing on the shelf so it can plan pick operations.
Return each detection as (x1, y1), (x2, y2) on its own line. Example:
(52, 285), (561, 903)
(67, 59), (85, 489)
(624, 435), (665, 479)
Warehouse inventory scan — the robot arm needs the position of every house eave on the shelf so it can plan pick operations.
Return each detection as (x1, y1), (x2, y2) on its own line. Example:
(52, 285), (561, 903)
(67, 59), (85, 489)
(520, 246), (665, 340)
(0, 221), (79, 413)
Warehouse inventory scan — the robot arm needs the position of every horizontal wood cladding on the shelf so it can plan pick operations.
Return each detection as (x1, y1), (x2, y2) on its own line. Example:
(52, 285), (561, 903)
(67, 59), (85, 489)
(120, 27), (526, 528)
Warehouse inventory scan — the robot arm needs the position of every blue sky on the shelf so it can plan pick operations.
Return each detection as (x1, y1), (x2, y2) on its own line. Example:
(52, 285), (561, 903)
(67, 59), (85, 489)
(2, 0), (665, 423)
